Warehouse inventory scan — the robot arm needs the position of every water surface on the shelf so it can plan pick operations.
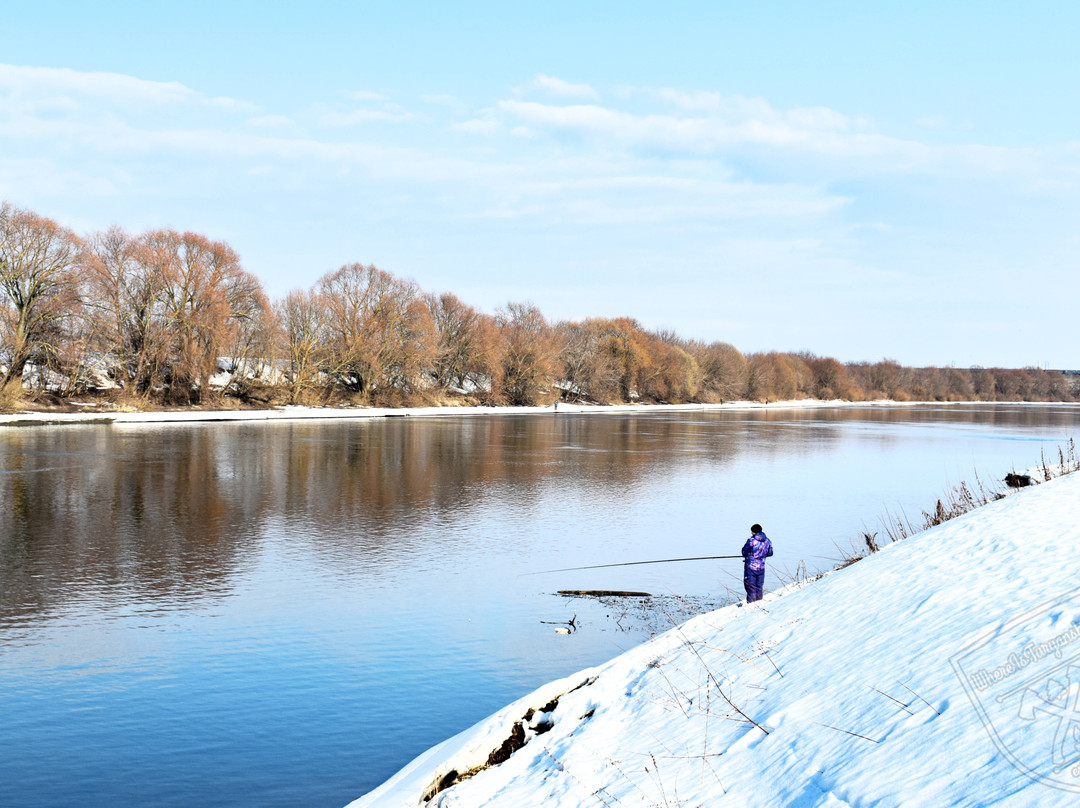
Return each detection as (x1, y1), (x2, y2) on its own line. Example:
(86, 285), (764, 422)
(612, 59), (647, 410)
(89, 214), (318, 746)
(1, 405), (1077, 806)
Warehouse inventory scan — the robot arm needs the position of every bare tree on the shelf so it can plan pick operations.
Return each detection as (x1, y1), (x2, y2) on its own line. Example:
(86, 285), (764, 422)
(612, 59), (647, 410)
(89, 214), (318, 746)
(318, 263), (436, 401)
(219, 267), (274, 400)
(746, 352), (808, 402)
(275, 288), (331, 404)
(0, 202), (84, 394)
(557, 319), (622, 403)
(136, 229), (266, 403)
(802, 353), (855, 400)
(691, 340), (748, 401)
(426, 292), (503, 398)
(83, 225), (167, 394)
(496, 301), (561, 405)
(641, 330), (701, 403)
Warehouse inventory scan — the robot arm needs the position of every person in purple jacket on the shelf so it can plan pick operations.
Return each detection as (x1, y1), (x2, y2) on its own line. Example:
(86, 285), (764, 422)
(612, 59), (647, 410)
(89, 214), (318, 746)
(741, 524), (773, 602)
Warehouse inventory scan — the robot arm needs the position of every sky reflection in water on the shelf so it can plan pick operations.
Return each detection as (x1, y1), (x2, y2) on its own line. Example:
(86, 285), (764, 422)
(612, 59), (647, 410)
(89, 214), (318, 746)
(1, 405), (1078, 807)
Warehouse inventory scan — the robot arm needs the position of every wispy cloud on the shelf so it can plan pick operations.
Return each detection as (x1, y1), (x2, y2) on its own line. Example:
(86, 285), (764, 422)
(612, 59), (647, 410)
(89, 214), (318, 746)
(3, 63), (1079, 365)
(343, 90), (390, 102)
(246, 114), (294, 129)
(319, 89), (414, 126)
(528, 73), (600, 100)
(421, 93), (469, 116)
(450, 118), (500, 135)
(0, 63), (254, 112)
(321, 108), (414, 126)
(497, 95), (889, 158)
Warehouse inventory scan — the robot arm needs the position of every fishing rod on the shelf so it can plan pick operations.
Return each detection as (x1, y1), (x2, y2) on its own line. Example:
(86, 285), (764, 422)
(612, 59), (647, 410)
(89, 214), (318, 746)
(526, 554), (743, 576)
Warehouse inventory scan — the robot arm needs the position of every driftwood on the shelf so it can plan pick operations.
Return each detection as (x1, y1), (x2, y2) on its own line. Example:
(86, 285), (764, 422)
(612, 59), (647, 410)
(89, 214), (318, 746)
(557, 590), (652, 598)
(541, 610), (578, 634)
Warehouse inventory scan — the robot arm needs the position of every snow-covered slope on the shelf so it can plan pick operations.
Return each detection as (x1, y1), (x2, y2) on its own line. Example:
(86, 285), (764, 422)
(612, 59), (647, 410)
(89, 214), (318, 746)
(350, 472), (1080, 807)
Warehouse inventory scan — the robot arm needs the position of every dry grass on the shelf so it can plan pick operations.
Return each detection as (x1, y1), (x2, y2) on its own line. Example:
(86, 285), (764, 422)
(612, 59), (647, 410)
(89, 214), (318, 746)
(833, 441), (1080, 569)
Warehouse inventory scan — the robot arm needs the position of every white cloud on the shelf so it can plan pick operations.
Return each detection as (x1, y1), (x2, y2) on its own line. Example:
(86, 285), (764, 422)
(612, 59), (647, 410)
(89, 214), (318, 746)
(529, 74), (600, 100)
(450, 118), (500, 135)
(247, 114), (294, 128)
(343, 90), (390, 102)
(318, 90), (414, 126)
(0, 63), (193, 105)
(917, 114), (949, 130)
(422, 93), (468, 115)
(0, 62), (252, 112)
(494, 97), (940, 169)
(322, 108), (414, 125)
(646, 87), (724, 111)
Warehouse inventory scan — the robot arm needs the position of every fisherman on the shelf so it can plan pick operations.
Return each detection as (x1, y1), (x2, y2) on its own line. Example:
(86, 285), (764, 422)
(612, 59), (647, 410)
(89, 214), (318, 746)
(741, 524), (773, 603)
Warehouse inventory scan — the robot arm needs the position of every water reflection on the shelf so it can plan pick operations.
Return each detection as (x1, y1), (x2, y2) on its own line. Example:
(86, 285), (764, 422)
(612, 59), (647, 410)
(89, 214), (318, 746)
(1, 405), (1079, 808)
(3, 415), (745, 621)
(3, 406), (1078, 624)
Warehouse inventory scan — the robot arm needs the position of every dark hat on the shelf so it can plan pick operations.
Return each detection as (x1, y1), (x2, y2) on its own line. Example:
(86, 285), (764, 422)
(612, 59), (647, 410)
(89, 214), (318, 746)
(751, 523), (762, 534)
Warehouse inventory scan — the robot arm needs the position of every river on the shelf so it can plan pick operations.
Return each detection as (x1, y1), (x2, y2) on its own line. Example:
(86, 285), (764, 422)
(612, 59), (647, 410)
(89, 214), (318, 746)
(1, 404), (1077, 807)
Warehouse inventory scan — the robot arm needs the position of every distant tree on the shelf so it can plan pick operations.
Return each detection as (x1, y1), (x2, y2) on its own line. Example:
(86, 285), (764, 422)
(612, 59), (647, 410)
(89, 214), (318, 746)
(218, 267), (274, 400)
(139, 229), (268, 403)
(993, 368), (1032, 401)
(968, 366), (994, 400)
(496, 301), (561, 405)
(557, 318), (623, 403)
(606, 317), (654, 401)
(803, 354), (854, 400)
(689, 340), (748, 402)
(850, 358), (903, 400)
(83, 226), (172, 394)
(275, 289), (331, 404)
(1026, 367), (1069, 402)
(747, 352), (807, 401)
(0, 202), (84, 393)
(641, 331), (700, 403)
(944, 367), (975, 401)
(558, 316), (658, 403)
(318, 263), (435, 401)
(426, 291), (503, 400)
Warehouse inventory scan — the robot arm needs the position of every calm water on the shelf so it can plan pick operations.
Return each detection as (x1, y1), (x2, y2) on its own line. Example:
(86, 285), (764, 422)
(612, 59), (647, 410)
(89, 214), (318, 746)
(2, 405), (1078, 807)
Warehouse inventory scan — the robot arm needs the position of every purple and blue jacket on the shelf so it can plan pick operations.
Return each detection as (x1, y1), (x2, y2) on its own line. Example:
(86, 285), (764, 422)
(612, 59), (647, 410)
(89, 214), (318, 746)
(742, 532), (774, 572)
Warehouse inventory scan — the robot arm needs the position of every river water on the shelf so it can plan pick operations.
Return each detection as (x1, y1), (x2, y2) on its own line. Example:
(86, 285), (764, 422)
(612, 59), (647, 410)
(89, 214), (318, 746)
(1, 404), (1078, 807)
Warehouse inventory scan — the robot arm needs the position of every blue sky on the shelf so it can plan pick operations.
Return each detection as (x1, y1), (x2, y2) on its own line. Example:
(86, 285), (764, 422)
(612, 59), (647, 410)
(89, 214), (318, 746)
(2, 1), (1077, 367)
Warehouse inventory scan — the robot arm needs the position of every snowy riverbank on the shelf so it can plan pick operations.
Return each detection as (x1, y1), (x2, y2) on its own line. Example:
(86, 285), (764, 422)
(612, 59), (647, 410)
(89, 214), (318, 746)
(350, 471), (1080, 807)
(0, 398), (1060, 427)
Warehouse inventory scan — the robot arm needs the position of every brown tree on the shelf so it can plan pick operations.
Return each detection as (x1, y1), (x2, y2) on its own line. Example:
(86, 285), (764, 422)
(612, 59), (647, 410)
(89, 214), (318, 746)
(689, 340), (749, 402)
(317, 263), (435, 401)
(0, 202), (84, 393)
(804, 354), (855, 400)
(219, 267), (274, 400)
(496, 301), (561, 405)
(603, 317), (654, 401)
(83, 225), (171, 394)
(639, 331), (701, 403)
(275, 288), (332, 404)
(746, 352), (809, 402)
(557, 319), (623, 403)
(139, 229), (268, 403)
(426, 292), (504, 400)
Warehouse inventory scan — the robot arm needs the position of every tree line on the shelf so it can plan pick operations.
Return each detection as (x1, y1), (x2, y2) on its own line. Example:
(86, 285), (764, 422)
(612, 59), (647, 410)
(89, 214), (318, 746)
(1, 200), (1076, 408)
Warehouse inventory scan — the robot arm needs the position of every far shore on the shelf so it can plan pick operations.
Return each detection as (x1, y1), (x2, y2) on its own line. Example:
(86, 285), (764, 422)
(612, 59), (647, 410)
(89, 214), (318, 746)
(2, 397), (1075, 428)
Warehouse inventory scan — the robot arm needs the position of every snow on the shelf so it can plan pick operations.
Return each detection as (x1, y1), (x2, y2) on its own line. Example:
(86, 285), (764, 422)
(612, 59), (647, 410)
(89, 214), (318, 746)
(348, 471), (1080, 807)
(0, 398), (1011, 427)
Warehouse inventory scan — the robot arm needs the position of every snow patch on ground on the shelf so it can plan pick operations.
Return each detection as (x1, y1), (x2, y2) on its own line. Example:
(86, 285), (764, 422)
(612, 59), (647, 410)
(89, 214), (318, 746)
(2, 399), (1055, 427)
(350, 473), (1080, 807)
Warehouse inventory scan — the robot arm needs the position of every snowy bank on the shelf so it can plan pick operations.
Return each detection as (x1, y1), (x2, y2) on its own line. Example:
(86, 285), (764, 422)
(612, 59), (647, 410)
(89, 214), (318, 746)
(0, 398), (1041, 427)
(350, 472), (1080, 807)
